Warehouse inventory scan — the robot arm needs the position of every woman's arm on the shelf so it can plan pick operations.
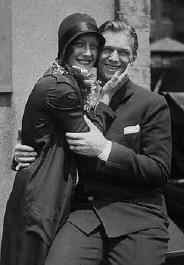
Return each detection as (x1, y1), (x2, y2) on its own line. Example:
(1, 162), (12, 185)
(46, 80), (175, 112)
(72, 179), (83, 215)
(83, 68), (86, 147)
(13, 68), (129, 168)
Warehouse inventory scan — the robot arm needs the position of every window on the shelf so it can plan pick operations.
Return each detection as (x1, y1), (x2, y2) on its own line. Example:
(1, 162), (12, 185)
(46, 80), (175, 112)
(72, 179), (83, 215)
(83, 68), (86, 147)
(162, 0), (173, 19)
(151, 0), (156, 19)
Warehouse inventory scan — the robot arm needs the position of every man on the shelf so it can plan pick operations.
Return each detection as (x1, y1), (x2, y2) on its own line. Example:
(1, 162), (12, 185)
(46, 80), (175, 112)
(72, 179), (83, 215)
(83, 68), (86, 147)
(14, 19), (172, 265)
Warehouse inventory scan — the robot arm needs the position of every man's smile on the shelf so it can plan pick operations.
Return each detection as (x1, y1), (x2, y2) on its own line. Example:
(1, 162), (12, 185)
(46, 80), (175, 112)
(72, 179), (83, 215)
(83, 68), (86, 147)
(104, 64), (122, 71)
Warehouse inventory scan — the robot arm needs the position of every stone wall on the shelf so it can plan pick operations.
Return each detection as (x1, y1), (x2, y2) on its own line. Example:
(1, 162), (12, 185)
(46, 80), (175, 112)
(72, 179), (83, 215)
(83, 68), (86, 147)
(118, 0), (151, 88)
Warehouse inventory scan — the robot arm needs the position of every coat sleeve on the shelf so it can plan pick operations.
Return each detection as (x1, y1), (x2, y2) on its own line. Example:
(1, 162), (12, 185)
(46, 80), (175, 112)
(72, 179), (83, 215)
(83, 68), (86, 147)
(45, 81), (88, 133)
(97, 96), (172, 187)
(86, 102), (116, 133)
(11, 79), (115, 171)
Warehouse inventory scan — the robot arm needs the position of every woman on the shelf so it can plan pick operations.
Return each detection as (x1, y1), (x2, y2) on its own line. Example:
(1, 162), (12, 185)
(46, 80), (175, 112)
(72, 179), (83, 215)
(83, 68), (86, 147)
(0, 13), (119, 265)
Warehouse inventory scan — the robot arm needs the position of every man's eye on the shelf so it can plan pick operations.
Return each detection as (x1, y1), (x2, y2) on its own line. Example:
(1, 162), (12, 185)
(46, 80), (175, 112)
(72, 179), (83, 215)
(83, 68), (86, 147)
(102, 48), (112, 53)
(119, 51), (129, 56)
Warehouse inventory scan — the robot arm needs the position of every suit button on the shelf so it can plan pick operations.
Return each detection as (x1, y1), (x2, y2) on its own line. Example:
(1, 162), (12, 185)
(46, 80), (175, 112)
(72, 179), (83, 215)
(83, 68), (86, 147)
(88, 196), (94, 201)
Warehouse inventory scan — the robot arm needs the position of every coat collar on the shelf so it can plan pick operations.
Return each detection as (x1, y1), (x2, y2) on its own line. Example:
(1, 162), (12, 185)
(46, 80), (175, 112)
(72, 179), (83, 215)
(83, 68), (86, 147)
(43, 61), (84, 108)
(110, 78), (135, 110)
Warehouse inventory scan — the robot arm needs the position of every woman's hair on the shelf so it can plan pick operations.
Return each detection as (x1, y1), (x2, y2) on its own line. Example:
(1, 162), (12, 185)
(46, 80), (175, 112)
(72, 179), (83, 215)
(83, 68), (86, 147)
(99, 19), (138, 58)
(61, 39), (75, 66)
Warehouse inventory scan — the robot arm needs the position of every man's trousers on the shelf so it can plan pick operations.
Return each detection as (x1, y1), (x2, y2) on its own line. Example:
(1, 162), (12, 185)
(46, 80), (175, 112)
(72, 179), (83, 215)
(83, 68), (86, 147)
(45, 221), (169, 265)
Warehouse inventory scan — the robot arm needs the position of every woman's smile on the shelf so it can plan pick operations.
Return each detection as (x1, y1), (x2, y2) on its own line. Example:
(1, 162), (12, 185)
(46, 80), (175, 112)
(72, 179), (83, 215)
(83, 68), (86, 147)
(68, 34), (99, 71)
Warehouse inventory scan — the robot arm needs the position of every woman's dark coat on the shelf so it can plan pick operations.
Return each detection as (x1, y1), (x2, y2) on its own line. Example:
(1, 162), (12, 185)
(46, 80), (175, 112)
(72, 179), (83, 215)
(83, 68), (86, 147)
(0, 62), (113, 265)
(0, 13), (108, 264)
(0, 67), (89, 265)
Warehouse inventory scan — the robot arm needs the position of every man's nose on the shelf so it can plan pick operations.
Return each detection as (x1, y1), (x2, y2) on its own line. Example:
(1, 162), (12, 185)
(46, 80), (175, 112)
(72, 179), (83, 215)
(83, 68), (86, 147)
(109, 50), (119, 61)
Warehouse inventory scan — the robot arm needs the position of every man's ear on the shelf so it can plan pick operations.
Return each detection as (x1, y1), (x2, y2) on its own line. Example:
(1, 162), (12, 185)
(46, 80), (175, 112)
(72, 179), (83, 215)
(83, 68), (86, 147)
(130, 60), (134, 66)
(130, 54), (137, 66)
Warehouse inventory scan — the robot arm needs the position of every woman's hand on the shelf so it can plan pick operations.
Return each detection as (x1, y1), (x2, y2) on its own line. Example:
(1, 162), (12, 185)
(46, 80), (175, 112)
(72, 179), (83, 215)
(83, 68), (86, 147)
(100, 63), (130, 105)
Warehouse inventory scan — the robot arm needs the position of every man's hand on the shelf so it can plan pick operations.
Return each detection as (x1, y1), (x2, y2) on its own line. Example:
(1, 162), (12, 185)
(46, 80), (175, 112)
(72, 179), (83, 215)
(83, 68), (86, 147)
(15, 143), (37, 167)
(66, 116), (108, 157)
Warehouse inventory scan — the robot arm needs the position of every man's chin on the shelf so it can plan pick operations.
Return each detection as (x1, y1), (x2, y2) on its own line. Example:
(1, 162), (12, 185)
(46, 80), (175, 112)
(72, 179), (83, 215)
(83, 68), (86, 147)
(103, 67), (122, 80)
(104, 72), (114, 81)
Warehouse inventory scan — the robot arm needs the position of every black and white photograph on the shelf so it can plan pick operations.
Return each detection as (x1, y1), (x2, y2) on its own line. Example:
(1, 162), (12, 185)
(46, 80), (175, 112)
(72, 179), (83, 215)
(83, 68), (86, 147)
(0, 1), (184, 264)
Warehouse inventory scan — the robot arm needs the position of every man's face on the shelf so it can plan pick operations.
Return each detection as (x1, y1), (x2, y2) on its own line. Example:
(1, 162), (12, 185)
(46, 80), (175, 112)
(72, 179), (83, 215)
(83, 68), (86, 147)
(97, 30), (135, 82)
(67, 33), (99, 72)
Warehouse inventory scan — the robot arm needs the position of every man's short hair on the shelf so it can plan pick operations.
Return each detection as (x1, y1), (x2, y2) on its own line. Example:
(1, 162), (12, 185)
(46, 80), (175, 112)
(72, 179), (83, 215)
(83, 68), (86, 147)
(99, 19), (138, 57)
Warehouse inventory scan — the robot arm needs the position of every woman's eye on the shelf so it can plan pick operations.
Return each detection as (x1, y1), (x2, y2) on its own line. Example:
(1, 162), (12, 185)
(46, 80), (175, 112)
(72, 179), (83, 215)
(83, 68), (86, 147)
(74, 42), (84, 48)
(90, 44), (98, 50)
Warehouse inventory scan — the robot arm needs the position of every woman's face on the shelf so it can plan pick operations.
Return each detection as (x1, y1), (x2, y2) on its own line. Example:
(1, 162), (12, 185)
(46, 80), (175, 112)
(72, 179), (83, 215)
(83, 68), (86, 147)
(67, 33), (99, 72)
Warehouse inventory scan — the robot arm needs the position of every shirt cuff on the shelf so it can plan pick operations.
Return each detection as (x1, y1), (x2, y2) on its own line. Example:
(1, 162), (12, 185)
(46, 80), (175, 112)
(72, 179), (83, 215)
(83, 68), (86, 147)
(98, 140), (112, 161)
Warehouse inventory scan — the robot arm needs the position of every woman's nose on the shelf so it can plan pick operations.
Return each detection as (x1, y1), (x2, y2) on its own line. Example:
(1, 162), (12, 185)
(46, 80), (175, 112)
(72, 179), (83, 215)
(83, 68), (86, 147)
(83, 45), (92, 56)
(109, 50), (119, 61)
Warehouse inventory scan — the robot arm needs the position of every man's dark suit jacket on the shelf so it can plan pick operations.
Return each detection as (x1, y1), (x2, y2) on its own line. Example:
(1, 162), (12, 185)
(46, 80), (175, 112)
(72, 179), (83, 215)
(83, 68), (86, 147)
(69, 79), (172, 238)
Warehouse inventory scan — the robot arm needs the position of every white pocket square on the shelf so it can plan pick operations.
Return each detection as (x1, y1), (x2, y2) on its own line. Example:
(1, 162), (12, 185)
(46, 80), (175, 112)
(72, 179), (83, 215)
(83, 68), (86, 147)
(124, 125), (140, 134)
